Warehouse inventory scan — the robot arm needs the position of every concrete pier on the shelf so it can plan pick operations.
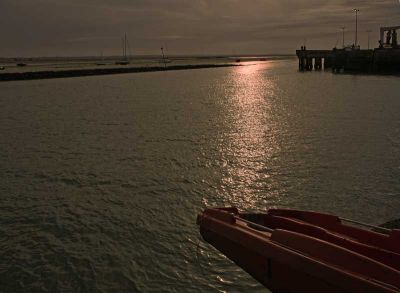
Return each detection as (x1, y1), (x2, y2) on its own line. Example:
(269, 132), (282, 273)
(296, 47), (400, 74)
(373, 49), (400, 72)
(296, 49), (333, 71)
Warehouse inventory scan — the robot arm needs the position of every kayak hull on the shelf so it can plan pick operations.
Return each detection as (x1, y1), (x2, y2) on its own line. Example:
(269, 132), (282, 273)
(198, 207), (400, 293)
(201, 228), (355, 293)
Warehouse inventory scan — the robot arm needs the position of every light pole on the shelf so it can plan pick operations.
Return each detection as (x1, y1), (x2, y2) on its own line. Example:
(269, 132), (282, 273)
(354, 9), (360, 47)
(367, 30), (372, 50)
(341, 27), (345, 48)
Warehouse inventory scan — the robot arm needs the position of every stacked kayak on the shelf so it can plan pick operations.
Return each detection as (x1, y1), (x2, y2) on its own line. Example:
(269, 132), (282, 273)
(197, 207), (400, 292)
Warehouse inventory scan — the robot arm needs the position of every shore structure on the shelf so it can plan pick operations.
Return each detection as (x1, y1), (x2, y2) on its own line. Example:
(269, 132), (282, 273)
(296, 48), (333, 71)
(296, 25), (400, 73)
(0, 64), (238, 82)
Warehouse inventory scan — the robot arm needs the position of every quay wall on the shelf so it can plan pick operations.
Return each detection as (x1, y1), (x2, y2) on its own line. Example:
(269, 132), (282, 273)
(373, 49), (400, 72)
(296, 48), (400, 73)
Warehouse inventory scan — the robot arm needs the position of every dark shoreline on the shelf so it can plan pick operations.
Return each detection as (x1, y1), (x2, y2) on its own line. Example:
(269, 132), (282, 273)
(0, 64), (239, 82)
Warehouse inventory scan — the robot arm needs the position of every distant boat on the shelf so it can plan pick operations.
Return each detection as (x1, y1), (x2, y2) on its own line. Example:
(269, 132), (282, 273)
(160, 47), (173, 67)
(160, 45), (172, 65)
(96, 51), (107, 66)
(17, 63), (27, 67)
(0, 66), (5, 70)
(158, 59), (172, 64)
(235, 59), (241, 63)
(116, 34), (130, 65)
(343, 44), (361, 51)
(115, 60), (129, 65)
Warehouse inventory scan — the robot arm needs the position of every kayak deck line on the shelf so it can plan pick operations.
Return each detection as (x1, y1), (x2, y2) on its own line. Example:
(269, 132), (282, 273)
(265, 208), (400, 254)
(234, 215), (274, 233)
(229, 210), (400, 271)
(341, 217), (391, 233)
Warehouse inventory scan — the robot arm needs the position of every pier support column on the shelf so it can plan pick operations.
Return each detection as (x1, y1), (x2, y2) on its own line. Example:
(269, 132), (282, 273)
(315, 57), (322, 70)
(306, 58), (313, 71)
(299, 58), (305, 70)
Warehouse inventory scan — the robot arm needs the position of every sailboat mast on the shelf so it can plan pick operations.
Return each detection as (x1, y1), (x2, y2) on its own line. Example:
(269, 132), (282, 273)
(161, 47), (166, 68)
(122, 37), (125, 59)
(124, 33), (127, 60)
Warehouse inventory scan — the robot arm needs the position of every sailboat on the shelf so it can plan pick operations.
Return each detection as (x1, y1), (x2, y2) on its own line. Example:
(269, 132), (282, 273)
(159, 45), (172, 65)
(96, 51), (106, 66)
(115, 34), (129, 65)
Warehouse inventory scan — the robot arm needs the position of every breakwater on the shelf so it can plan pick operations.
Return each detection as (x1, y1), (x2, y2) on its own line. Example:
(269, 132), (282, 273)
(296, 48), (400, 73)
(0, 63), (238, 82)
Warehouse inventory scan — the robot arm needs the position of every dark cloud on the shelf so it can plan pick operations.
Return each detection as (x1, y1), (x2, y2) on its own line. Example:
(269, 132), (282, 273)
(1, 0), (399, 56)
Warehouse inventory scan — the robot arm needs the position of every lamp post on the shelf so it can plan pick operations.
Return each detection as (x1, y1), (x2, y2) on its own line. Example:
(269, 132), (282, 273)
(341, 27), (345, 48)
(367, 29), (372, 50)
(354, 9), (360, 47)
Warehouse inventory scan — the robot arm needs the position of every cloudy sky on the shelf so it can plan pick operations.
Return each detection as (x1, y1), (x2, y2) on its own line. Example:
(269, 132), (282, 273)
(1, 0), (399, 57)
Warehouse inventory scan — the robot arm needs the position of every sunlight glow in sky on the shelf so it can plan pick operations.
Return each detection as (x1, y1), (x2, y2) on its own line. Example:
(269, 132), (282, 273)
(1, 0), (400, 57)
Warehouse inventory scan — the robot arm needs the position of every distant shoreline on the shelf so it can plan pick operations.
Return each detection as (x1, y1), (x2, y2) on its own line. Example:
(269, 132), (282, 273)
(0, 64), (239, 82)
(0, 55), (295, 63)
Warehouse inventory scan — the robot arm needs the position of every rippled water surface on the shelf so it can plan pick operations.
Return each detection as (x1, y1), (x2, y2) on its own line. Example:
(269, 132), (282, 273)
(1, 60), (400, 292)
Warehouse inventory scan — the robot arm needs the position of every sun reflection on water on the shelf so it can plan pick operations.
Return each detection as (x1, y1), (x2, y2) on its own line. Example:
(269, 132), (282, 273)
(217, 62), (283, 210)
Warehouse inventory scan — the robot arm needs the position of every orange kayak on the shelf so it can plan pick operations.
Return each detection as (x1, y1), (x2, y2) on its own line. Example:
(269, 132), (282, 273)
(197, 207), (400, 293)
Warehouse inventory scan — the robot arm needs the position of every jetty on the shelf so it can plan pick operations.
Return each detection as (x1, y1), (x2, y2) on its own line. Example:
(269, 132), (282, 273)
(296, 25), (400, 74)
(0, 64), (238, 82)
(296, 49), (333, 71)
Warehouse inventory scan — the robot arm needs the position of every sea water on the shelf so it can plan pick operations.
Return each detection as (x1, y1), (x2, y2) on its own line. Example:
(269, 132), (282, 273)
(0, 59), (399, 292)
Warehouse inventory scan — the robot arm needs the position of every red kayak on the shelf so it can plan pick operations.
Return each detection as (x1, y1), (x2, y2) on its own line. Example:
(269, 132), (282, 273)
(197, 207), (400, 293)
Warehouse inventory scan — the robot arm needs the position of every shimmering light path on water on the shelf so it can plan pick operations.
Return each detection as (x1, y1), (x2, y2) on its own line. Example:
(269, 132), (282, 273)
(0, 60), (399, 292)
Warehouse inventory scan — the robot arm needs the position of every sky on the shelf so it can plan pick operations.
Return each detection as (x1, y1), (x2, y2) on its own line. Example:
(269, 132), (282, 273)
(1, 0), (400, 57)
